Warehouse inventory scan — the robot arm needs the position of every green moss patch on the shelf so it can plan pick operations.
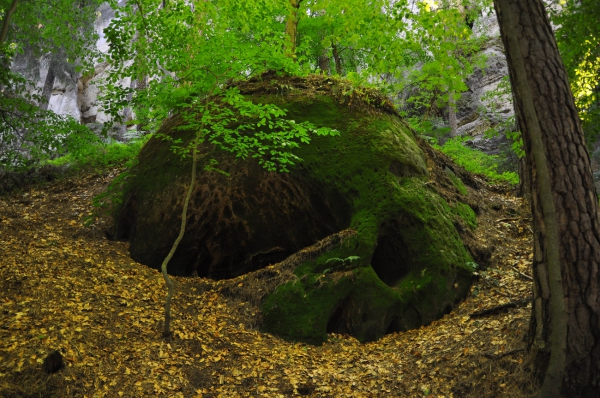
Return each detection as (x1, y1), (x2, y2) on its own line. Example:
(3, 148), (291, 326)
(251, 78), (474, 344)
(451, 202), (478, 229)
(446, 167), (468, 195)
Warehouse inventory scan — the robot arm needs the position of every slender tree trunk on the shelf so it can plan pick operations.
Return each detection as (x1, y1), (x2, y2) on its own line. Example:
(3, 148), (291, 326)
(284, 0), (302, 58)
(332, 42), (342, 75)
(318, 49), (330, 75)
(494, 0), (600, 396)
(0, 0), (19, 91)
(40, 58), (58, 111)
(448, 91), (458, 137)
(161, 137), (198, 337)
(159, 80), (219, 337)
(136, 75), (148, 132)
(0, 0), (19, 45)
(119, 78), (137, 140)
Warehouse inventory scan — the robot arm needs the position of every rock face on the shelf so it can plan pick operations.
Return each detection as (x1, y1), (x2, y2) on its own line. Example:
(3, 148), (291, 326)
(9, 2), (129, 136)
(114, 76), (477, 344)
(453, 13), (515, 154)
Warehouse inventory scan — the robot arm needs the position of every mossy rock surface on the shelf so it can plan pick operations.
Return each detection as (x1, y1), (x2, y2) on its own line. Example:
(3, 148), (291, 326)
(114, 75), (474, 344)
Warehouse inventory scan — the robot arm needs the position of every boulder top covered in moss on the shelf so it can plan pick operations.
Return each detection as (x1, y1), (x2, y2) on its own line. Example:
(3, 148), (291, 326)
(114, 74), (481, 344)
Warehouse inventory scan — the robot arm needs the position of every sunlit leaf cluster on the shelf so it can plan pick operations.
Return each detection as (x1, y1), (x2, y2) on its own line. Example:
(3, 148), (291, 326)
(550, 0), (600, 143)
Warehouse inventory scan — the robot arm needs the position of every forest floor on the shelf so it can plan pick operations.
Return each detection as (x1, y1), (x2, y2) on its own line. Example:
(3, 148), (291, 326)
(0, 169), (539, 398)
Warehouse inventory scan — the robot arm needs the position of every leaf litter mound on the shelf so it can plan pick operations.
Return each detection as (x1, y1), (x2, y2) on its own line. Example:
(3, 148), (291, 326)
(0, 157), (538, 397)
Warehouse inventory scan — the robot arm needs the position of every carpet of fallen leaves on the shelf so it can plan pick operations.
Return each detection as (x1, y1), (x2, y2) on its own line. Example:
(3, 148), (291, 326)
(0, 171), (539, 397)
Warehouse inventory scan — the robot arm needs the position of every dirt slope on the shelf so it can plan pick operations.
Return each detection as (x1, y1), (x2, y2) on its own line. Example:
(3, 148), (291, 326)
(0, 167), (537, 397)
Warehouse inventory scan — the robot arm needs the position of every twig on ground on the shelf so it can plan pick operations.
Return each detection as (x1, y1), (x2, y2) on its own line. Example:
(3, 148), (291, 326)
(469, 299), (531, 318)
(510, 265), (533, 281)
(481, 347), (525, 359)
(495, 217), (521, 223)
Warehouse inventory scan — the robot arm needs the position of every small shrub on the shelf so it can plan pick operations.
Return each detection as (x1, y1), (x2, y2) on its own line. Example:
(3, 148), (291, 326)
(47, 134), (150, 171)
(434, 137), (519, 185)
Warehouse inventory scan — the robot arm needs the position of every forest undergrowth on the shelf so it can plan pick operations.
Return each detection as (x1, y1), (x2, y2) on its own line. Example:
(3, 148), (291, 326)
(0, 168), (538, 397)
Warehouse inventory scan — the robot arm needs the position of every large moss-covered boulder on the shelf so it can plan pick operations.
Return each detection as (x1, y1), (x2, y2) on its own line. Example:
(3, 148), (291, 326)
(114, 75), (476, 344)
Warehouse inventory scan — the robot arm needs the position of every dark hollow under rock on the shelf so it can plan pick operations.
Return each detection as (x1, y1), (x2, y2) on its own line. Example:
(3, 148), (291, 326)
(116, 156), (352, 279)
(42, 350), (64, 374)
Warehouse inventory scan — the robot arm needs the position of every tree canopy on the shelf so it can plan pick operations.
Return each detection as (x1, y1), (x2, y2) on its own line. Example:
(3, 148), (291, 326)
(98, 0), (489, 138)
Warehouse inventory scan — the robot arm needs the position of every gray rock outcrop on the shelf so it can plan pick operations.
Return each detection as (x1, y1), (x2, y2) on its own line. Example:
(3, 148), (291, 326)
(9, 1), (128, 137)
(453, 13), (515, 154)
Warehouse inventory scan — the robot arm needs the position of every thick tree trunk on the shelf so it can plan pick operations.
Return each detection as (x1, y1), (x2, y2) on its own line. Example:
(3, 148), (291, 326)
(40, 58), (58, 111)
(332, 43), (342, 75)
(284, 0), (302, 58)
(494, 0), (600, 396)
(318, 50), (330, 75)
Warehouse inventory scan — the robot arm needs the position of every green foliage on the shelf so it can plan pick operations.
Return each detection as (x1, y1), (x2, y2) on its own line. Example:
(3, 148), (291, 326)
(325, 255), (360, 267)
(167, 87), (339, 174)
(99, 0), (300, 132)
(435, 137), (519, 184)
(391, 1), (489, 119)
(99, 0), (492, 140)
(480, 75), (524, 158)
(2, 0), (523, 183)
(1, 0), (103, 171)
(406, 116), (451, 143)
(465, 261), (479, 272)
(0, 63), (101, 170)
(295, 0), (489, 117)
(100, 0), (340, 193)
(1, 0), (101, 70)
(47, 134), (149, 171)
(550, 0), (600, 145)
(0, 90), (95, 170)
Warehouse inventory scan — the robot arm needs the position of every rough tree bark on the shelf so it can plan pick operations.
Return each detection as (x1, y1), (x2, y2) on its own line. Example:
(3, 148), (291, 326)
(494, 0), (600, 396)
